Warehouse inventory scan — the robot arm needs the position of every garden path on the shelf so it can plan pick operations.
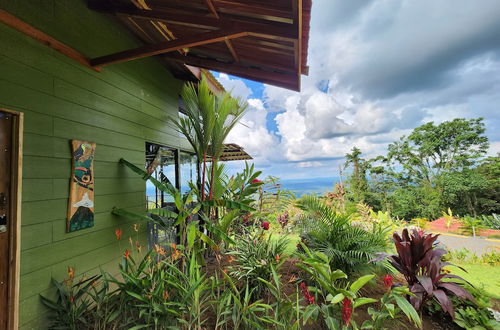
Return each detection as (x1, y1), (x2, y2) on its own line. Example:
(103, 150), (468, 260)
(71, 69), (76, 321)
(434, 232), (500, 255)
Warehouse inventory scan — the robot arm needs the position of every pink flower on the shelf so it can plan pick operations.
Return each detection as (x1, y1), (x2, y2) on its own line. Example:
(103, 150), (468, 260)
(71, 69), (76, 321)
(251, 179), (262, 184)
(383, 274), (393, 290)
(342, 298), (353, 325)
(261, 221), (270, 230)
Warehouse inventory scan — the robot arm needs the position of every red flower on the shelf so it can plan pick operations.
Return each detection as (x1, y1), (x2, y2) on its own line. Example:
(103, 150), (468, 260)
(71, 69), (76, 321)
(342, 298), (353, 325)
(383, 274), (393, 290)
(123, 249), (130, 259)
(251, 179), (262, 184)
(261, 221), (270, 230)
(115, 228), (122, 240)
(300, 282), (315, 305)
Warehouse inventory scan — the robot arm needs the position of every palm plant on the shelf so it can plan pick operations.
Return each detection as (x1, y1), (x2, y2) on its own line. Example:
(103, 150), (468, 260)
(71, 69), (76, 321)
(171, 76), (247, 201)
(296, 196), (390, 275)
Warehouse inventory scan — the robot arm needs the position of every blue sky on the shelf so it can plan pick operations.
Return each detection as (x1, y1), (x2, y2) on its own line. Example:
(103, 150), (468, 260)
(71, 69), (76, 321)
(214, 0), (500, 180)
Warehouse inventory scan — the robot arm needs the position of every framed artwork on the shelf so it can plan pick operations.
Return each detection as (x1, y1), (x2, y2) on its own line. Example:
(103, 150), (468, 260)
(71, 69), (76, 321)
(67, 140), (96, 232)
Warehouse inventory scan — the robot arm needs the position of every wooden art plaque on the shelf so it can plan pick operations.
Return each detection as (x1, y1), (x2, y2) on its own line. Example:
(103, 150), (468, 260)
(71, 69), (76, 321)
(67, 140), (96, 232)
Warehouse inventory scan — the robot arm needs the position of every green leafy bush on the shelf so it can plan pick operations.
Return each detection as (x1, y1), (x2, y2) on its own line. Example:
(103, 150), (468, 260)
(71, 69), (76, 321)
(227, 230), (290, 293)
(296, 196), (389, 275)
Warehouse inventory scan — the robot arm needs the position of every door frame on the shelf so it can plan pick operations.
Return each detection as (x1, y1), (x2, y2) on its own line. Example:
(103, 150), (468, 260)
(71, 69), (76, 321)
(1, 108), (23, 330)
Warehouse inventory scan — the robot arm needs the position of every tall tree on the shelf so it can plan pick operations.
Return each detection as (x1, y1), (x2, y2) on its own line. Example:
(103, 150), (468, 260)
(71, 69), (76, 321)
(387, 118), (488, 184)
(344, 147), (371, 204)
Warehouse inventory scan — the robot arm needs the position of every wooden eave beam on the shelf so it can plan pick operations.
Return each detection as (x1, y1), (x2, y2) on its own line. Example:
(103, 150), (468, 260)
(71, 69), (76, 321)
(292, 0), (302, 90)
(92, 6), (298, 42)
(90, 29), (248, 67)
(0, 9), (99, 72)
(205, 0), (220, 19)
(164, 53), (298, 91)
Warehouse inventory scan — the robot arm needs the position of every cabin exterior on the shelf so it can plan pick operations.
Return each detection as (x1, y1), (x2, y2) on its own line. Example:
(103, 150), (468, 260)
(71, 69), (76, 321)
(0, 1), (309, 328)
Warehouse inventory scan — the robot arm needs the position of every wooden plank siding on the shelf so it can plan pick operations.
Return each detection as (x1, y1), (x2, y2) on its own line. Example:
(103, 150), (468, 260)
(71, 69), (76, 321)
(0, 0), (187, 327)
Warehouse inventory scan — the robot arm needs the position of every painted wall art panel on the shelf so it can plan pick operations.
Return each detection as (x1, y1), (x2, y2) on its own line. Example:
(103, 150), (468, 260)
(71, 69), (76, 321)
(67, 140), (96, 232)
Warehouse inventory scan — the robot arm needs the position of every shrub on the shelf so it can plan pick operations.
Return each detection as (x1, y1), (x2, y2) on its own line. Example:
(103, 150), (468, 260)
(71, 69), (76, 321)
(296, 196), (390, 275)
(480, 214), (500, 230)
(227, 230), (290, 294)
(460, 216), (485, 236)
(385, 229), (473, 318)
(297, 246), (421, 329)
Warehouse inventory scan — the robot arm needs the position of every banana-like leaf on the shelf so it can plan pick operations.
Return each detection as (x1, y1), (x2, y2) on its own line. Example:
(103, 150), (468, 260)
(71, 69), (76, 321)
(187, 221), (197, 249)
(350, 274), (375, 294)
(119, 158), (177, 195)
(149, 208), (179, 219)
(202, 199), (255, 211)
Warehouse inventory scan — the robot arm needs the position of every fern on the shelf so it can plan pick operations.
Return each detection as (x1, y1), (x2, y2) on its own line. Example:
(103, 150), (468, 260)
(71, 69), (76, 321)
(296, 196), (389, 275)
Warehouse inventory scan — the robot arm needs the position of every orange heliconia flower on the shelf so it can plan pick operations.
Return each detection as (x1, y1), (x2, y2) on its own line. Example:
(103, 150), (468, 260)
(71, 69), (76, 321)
(275, 255), (281, 263)
(67, 267), (75, 281)
(288, 275), (297, 283)
(124, 249), (130, 259)
(171, 249), (181, 261)
(163, 290), (170, 300)
(115, 228), (122, 240)
(154, 244), (166, 256)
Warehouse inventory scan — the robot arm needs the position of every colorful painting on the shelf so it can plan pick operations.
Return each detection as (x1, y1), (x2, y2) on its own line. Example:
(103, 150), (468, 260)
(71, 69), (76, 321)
(67, 140), (96, 232)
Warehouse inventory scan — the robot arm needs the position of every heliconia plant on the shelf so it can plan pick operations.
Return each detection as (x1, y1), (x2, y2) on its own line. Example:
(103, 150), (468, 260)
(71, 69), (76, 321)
(387, 229), (474, 318)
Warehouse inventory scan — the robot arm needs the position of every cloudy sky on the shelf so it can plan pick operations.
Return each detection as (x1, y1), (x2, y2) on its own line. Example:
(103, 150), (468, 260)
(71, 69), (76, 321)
(215, 0), (500, 179)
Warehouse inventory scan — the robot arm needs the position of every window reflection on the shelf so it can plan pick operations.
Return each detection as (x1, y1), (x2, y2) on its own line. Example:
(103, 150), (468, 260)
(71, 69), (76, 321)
(179, 151), (197, 198)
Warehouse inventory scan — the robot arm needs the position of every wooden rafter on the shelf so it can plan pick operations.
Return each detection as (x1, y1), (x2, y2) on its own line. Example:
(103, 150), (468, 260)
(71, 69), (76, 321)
(90, 5), (298, 41)
(0, 9), (99, 72)
(163, 53), (298, 91)
(90, 29), (247, 67)
(224, 38), (239, 63)
(205, 0), (220, 19)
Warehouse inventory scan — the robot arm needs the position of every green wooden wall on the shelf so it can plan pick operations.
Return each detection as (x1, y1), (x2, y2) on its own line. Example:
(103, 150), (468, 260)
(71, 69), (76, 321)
(0, 1), (186, 327)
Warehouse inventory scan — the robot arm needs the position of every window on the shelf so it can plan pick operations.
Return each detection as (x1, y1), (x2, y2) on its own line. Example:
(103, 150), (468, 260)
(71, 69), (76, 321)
(145, 142), (198, 248)
(179, 151), (198, 197)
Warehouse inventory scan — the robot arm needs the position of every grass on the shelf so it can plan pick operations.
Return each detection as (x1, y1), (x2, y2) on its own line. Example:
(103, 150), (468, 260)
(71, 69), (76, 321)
(268, 232), (300, 256)
(447, 263), (500, 299)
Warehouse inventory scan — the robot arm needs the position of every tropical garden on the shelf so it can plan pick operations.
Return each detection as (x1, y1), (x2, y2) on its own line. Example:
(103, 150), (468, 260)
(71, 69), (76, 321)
(41, 78), (500, 329)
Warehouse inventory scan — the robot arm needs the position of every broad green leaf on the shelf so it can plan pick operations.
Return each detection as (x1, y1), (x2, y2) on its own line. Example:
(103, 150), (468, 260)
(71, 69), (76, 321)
(393, 294), (422, 329)
(353, 297), (377, 309)
(350, 274), (375, 294)
(187, 221), (197, 249)
(330, 293), (345, 304)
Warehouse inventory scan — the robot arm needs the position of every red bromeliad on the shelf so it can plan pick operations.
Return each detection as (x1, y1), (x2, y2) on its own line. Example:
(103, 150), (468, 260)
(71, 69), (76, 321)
(299, 282), (315, 305)
(123, 249), (130, 259)
(251, 178), (262, 184)
(341, 297), (353, 325)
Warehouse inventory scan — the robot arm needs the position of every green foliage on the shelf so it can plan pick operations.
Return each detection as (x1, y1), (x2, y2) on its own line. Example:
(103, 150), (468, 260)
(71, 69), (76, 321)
(343, 118), (498, 219)
(460, 215), (485, 236)
(40, 273), (101, 330)
(170, 76), (247, 200)
(227, 230), (290, 293)
(480, 214), (500, 230)
(454, 306), (500, 330)
(362, 286), (422, 329)
(296, 196), (390, 275)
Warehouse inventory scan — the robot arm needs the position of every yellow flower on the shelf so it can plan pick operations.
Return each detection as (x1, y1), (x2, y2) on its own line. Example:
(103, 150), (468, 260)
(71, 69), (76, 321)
(133, 224), (139, 232)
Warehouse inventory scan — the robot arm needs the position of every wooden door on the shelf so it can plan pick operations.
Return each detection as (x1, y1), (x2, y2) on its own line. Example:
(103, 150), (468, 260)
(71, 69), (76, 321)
(0, 110), (13, 329)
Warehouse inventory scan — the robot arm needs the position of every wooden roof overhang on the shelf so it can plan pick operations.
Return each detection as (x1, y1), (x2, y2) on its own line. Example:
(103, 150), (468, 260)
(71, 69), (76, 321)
(88, 0), (311, 91)
(207, 143), (253, 162)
